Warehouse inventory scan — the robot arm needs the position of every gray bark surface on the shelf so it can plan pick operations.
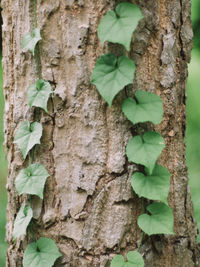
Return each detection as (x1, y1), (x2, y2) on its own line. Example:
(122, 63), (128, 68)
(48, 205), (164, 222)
(2, 0), (199, 266)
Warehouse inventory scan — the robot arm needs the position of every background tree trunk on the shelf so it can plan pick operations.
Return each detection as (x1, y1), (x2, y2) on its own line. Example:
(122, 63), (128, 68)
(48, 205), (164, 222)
(2, 0), (199, 266)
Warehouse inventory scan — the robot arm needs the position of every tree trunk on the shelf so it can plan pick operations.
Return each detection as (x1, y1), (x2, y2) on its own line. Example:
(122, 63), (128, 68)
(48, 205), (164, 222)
(2, 0), (199, 266)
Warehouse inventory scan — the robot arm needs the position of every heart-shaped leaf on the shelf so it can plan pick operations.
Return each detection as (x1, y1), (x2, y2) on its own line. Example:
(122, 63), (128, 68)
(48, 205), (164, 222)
(15, 163), (50, 199)
(27, 79), (52, 112)
(13, 202), (33, 239)
(14, 121), (43, 159)
(126, 251), (144, 267)
(111, 251), (144, 267)
(98, 2), (142, 51)
(22, 28), (42, 55)
(138, 203), (174, 235)
(91, 53), (135, 106)
(23, 237), (62, 267)
(126, 131), (165, 174)
(122, 91), (163, 124)
(131, 165), (171, 204)
(111, 255), (125, 267)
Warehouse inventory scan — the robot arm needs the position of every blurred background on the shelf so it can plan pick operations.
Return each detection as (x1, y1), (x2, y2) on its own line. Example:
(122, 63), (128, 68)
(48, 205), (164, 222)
(0, 1), (200, 265)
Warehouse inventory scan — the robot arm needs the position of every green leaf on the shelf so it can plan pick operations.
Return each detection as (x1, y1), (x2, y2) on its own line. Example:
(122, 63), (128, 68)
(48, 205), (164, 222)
(22, 28), (42, 55)
(98, 2), (142, 51)
(13, 203), (33, 239)
(27, 79), (52, 112)
(111, 255), (125, 267)
(15, 163), (50, 199)
(14, 121), (43, 159)
(23, 237), (62, 267)
(126, 131), (165, 174)
(91, 53), (135, 106)
(131, 165), (170, 204)
(122, 91), (163, 124)
(138, 203), (174, 235)
(126, 251), (144, 267)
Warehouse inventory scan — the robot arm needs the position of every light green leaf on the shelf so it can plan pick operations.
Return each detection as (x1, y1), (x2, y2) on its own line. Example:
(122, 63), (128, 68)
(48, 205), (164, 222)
(14, 121), (42, 159)
(122, 91), (163, 124)
(23, 237), (62, 267)
(111, 255), (125, 267)
(15, 163), (49, 199)
(27, 79), (52, 112)
(13, 203), (33, 239)
(126, 131), (165, 174)
(138, 203), (174, 235)
(131, 165), (170, 204)
(91, 53), (135, 106)
(98, 2), (142, 51)
(22, 28), (42, 55)
(126, 251), (144, 267)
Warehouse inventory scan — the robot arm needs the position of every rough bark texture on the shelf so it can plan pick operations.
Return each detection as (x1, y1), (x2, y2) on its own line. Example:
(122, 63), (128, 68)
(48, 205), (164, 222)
(2, 0), (200, 266)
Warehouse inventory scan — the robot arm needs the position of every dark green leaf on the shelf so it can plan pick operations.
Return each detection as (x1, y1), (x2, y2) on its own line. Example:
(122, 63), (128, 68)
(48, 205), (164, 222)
(22, 28), (42, 55)
(27, 79), (52, 112)
(15, 163), (50, 199)
(126, 131), (165, 174)
(23, 237), (62, 267)
(122, 91), (163, 124)
(91, 53), (135, 106)
(131, 165), (170, 204)
(98, 2), (142, 51)
(13, 203), (33, 239)
(14, 121), (43, 159)
(138, 203), (174, 235)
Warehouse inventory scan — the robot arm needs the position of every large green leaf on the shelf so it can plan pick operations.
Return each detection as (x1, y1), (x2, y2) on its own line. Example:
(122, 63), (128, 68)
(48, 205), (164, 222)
(27, 79), (52, 112)
(13, 203), (33, 239)
(122, 91), (163, 124)
(14, 121), (43, 159)
(23, 237), (62, 267)
(126, 131), (165, 174)
(111, 255), (125, 267)
(91, 53), (135, 106)
(126, 251), (144, 267)
(98, 2), (142, 51)
(138, 203), (174, 235)
(15, 163), (49, 199)
(131, 165), (170, 204)
(22, 28), (42, 55)
(111, 251), (144, 267)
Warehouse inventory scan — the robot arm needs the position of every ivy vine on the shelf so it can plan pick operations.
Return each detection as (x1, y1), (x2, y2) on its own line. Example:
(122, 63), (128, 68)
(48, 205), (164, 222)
(91, 2), (174, 266)
(12, 0), (61, 266)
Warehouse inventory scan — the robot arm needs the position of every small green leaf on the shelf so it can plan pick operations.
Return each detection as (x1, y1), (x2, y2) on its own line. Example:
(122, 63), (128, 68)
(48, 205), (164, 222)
(131, 165), (170, 204)
(91, 53), (135, 106)
(98, 2), (142, 51)
(22, 28), (42, 55)
(13, 202), (33, 239)
(138, 203), (174, 235)
(14, 121), (43, 159)
(126, 251), (144, 267)
(27, 79), (52, 112)
(126, 131), (165, 174)
(15, 163), (50, 199)
(23, 237), (62, 267)
(111, 255), (125, 267)
(122, 91), (163, 124)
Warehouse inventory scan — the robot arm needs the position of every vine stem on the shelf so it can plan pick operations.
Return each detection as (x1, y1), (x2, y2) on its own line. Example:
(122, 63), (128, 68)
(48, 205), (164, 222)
(34, 0), (41, 79)
(34, 0), (37, 28)
(138, 198), (145, 250)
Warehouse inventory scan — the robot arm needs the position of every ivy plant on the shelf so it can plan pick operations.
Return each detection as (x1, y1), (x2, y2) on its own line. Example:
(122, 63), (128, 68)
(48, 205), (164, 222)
(91, 2), (174, 265)
(13, 0), (61, 263)
(91, 53), (135, 106)
(98, 2), (142, 51)
(15, 163), (50, 199)
(14, 121), (43, 159)
(13, 202), (33, 239)
(23, 237), (62, 267)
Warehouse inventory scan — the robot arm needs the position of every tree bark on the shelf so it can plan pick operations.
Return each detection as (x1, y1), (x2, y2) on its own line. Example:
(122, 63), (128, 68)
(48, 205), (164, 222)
(2, 0), (199, 266)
